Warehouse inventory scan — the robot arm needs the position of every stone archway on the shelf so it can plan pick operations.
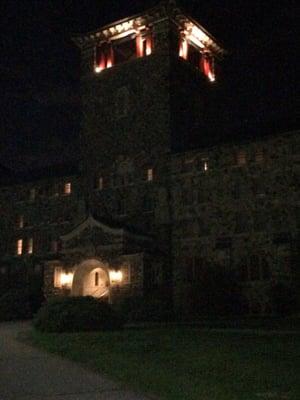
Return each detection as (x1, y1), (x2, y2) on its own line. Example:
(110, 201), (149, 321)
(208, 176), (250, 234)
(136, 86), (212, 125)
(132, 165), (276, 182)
(72, 259), (110, 300)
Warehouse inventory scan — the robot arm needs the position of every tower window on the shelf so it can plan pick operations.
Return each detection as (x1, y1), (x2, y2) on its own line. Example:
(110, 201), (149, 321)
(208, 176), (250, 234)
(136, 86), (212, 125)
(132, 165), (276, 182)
(94, 29), (152, 74)
(147, 168), (154, 182)
(29, 188), (36, 201)
(113, 35), (136, 65)
(17, 239), (23, 255)
(188, 43), (201, 68)
(27, 238), (33, 254)
(17, 215), (24, 229)
(64, 182), (72, 195)
(98, 177), (104, 190)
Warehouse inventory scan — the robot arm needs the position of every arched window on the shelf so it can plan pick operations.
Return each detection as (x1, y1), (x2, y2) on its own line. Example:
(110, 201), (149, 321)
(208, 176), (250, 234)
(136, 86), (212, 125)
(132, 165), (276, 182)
(95, 272), (99, 287)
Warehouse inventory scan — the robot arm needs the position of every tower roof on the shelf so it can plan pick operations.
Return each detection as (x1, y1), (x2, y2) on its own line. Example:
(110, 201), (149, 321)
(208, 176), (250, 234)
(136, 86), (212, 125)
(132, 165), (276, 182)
(73, 0), (225, 57)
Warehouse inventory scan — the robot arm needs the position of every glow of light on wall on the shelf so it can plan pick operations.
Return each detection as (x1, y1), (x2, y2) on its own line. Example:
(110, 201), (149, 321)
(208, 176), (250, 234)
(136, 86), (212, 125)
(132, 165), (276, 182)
(109, 270), (123, 284)
(201, 56), (215, 83)
(136, 33), (144, 57)
(185, 32), (205, 49)
(208, 72), (215, 82)
(95, 65), (103, 73)
(112, 29), (136, 42)
(190, 25), (210, 47)
(60, 272), (73, 288)
(146, 36), (152, 55)
(179, 38), (188, 59)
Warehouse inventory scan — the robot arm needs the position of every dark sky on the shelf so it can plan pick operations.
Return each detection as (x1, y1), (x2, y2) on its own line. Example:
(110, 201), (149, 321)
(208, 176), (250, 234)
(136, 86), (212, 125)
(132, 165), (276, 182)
(0, 0), (299, 171)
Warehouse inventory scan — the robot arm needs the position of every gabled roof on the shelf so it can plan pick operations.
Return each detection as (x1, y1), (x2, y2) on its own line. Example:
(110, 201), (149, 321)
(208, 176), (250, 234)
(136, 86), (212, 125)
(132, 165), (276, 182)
(60, 214), (151, 242)
(60, 214), (124, 242)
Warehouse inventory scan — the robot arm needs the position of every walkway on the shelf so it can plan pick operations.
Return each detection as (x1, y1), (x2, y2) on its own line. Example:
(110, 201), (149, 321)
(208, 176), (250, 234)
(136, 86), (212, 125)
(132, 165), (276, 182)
(0, 322), (155, 400)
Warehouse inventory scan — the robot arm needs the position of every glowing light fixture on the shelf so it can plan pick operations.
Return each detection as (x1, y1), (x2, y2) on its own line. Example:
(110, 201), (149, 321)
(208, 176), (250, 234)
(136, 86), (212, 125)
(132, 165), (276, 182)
(60, 272), (73, 288)
(94, 66), (103, 73)
(109, 270), (123, 284)
(145, 36), (152, 56)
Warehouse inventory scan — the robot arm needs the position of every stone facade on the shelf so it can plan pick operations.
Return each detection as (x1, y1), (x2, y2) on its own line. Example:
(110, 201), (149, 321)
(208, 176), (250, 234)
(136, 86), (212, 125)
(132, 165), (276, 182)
(0, 1), (299, 315)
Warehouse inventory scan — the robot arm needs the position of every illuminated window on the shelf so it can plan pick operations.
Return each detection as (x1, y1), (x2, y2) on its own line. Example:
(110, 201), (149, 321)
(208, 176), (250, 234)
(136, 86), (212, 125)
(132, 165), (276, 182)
(27, 238), (33, 254)
(94, 29), (152, 74)
(29, 188), (36, 201)
(64, 182), (72, 195)
(98, 177), (104, 190)
(147, 168), (154, 182)
(236, 150), (247, 166)
(202, 159), (209, 172)
(17, 239), (23, 255)
(17, 215), (24, 229)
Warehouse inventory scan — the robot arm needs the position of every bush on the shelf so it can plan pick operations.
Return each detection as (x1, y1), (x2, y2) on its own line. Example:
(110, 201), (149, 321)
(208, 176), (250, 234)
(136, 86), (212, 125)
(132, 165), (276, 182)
(34, 296), (124, 332)
(271, 281), (299, 316)
(118, 295), (174, 322)
(0, 289), (33, 321)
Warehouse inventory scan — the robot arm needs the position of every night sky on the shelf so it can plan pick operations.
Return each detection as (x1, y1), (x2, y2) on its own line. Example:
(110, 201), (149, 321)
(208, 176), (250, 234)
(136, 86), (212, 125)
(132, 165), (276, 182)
(0, 0), (299, 171)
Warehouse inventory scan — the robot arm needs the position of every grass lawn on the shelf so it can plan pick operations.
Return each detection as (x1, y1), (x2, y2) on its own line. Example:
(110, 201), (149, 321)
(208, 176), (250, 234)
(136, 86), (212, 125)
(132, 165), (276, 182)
(31, 328), (300, 400)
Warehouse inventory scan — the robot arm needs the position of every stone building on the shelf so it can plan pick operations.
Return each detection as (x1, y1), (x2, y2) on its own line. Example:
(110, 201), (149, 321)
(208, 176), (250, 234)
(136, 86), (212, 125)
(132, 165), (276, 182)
(0, 1), (299, 315)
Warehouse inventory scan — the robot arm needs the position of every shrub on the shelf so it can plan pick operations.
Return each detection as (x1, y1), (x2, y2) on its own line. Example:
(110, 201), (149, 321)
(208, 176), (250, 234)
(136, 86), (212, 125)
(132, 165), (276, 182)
(0, 289), (33, 321)
(271, 281), (299, 316)
(118, 295), (173, 322)
(34, 296), (124, 332)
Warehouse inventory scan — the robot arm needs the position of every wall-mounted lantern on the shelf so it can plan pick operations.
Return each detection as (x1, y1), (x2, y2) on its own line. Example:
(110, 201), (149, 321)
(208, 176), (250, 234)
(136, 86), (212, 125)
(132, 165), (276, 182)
(109, 269), (123, 285)
(54, 267), (74, 289)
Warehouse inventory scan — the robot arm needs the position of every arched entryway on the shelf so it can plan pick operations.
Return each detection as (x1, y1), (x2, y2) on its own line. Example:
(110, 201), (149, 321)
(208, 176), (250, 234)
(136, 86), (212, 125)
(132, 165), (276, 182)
(72, 259), (110, 300)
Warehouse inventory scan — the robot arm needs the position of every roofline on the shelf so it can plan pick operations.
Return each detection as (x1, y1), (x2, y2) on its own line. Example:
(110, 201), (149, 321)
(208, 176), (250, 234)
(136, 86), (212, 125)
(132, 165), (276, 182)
(72, 1), (225, 56)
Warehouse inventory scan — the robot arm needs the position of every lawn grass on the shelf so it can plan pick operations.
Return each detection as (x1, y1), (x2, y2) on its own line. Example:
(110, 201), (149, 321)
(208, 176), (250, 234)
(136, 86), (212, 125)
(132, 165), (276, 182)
(31, 328), (300, 400)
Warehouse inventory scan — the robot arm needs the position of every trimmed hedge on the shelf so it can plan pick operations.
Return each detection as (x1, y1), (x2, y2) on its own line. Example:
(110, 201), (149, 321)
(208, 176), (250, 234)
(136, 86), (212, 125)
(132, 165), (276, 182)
(34, 296), (124, 332)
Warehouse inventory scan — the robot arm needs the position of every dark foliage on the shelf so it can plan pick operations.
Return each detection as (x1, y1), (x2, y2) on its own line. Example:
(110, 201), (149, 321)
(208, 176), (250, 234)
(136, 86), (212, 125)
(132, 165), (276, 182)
(34, 296), (124, 332)
(118, 295), (174, 322)
(0, 289), (33, 321)
(271, 281), (299, 316)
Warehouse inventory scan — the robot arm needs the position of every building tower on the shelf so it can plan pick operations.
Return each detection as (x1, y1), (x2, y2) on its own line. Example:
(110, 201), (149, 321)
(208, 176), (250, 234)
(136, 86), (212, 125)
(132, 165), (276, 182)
(70, 0), (225, 306)
(73, 0), (225, 221)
